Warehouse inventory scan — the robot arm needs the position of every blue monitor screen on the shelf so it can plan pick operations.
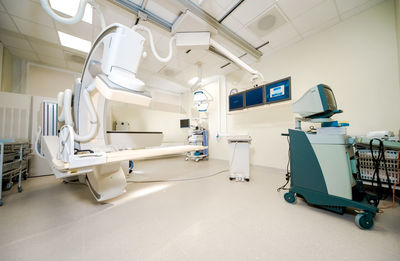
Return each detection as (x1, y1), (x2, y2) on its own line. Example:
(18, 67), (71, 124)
(229, 93), (244, 111)
(265, 77), (291, 104)
(245, 87), (264, 107)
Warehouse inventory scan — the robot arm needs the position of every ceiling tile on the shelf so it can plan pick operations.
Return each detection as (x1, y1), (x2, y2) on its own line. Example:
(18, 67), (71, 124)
(2, 0), (54, 27)
(221, 15), (243, 32)
(138, 21), (167, 45)
(146, 0), (180, 23)
(139, 53), (166, 73)
(292, 0), (338, 34)
(0, 11), (19, 32)
(7, 46), (39, 61)
(269, 34), (302, 52)
(335, 0), (369, 14)
(55, 20), (92, 42)
(96, 1), (136, 27)
(262, 23), (300, 49)
(30, 41), (64, 59)
(231, 0), (276, 26)
(216, 0), (238, 9)
(277, 0), (325, 19)
(13, 16), (60, 44)
(0, 33), (32, 50)
(175, 49), (209, 65)
(301, 16), (340, 38)
(212, 34), (245, 57)
(236, 28), (264, 47)
(199, 0), (225, 20)
(258, 44), (274, 56)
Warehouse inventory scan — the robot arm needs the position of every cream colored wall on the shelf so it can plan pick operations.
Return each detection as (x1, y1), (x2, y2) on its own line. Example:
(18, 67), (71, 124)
(1, 47), (13, 92)
(0, 43), (3, 90)
(27, 64), (76, 98)
(205, 0), (400, 169)
(395, 0), (400, 81)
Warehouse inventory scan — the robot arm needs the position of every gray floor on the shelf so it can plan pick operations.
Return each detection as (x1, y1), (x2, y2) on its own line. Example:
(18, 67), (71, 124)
(0, 156), (399, 261)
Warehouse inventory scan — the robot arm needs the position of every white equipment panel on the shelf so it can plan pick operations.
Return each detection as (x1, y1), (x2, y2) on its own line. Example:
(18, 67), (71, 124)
(228, 136), (251, 181)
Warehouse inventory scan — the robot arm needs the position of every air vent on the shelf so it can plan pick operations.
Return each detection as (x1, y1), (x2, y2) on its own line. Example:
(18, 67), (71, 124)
(247, 6), (287, 37)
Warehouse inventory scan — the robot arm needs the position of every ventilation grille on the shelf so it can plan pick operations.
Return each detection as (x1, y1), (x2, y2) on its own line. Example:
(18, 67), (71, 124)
(0, 92), (31, 140)
(247, 6), (287, 37)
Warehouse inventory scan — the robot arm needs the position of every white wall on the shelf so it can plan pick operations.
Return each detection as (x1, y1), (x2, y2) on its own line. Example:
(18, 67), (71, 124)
(205, 0), (400, 169)
(0, 43), (3, 91)
(111, 91), (190, 144)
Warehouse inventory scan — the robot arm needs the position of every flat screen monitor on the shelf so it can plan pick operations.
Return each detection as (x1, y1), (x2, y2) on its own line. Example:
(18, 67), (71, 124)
(265, 77), (291, 104)
(180, 119), (190, 128)
(245, 86), (264, 108)
(229, 92), (244, 111)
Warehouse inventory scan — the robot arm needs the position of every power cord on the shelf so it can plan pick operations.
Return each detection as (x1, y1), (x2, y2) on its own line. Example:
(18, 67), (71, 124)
(369, 138), (392, 204)
(277, 136), (291, 192)
(127, 169), (228, 184)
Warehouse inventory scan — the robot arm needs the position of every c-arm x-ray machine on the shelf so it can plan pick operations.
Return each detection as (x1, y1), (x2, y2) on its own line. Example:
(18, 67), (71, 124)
(39, 0), (264, 202)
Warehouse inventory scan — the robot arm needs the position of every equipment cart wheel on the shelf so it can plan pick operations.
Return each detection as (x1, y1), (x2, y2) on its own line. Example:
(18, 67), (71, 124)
(185, 157), (189, 161)
(18, 187), (23, 193)
(284, 192), (296, 204)
(355, 212), (374, 230)
(195, 158), (200, 162)
(229, 177), (235, 181)
(245, 178), (250, 182)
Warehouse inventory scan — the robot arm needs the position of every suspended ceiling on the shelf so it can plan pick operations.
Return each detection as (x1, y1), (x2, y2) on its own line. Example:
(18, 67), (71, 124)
(0, 0), (385, 91)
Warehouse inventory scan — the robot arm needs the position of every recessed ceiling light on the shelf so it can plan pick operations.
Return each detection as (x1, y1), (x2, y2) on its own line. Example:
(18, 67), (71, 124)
(49, 0), (92, 24)
(58, 31), (91, 53)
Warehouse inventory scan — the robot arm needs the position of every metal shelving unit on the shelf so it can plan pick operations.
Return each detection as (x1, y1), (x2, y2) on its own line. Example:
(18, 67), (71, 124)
(357, 149), (400, 190)
(0, 140), (31, 206)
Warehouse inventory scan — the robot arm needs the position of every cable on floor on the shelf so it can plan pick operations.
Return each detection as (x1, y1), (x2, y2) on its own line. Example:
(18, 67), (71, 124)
(127, 169), (229, 184)
(277, 135), (291, 192)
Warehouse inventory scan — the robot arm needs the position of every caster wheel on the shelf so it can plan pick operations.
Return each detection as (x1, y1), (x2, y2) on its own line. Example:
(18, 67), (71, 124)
(245, 178), (250, 182)
(0, 199), (3, 206)
(185, 157), (189, 161)
(355, 213), (374, 230)
(195, 158), (200, 162)
(204, 157), (209, 161)
(284, 192), (296, 204)
(18, 187), (23, 193)
(229, 177), (234, 181)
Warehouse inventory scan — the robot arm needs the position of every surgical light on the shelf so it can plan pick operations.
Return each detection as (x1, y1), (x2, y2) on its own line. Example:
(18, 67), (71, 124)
(58, 31), (91, 53)
(193, 90), (210, 112)
(49, 0), (92, 24)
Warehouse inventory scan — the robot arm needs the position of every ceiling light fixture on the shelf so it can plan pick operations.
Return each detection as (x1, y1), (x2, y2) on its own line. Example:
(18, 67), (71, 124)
(49, 0), (92, 24)
(58, 31), (91, 53)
